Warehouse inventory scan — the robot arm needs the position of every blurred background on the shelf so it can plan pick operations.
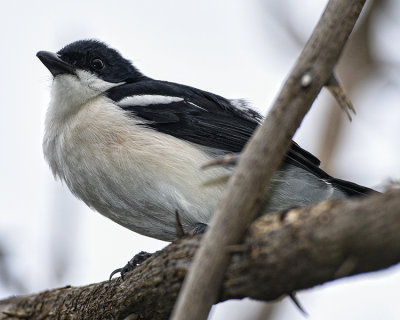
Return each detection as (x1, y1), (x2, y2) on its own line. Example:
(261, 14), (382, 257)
(1, 0), (399, 319)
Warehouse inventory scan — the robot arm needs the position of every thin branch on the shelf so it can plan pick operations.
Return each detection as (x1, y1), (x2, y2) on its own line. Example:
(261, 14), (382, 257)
(1, 190), (399, 320)
(171, 1), (367, 319)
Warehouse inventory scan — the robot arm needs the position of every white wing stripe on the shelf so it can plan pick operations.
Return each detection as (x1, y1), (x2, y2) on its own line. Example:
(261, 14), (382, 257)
(118, 95), (184, 107)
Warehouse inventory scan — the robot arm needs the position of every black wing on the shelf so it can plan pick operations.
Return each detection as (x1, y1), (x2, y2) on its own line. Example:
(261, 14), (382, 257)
(107, 80), (261, 152)
(106, 80), (374, 197)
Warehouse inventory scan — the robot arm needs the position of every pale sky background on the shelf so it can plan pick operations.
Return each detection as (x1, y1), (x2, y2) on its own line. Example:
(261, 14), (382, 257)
(1, 1), (400, 319)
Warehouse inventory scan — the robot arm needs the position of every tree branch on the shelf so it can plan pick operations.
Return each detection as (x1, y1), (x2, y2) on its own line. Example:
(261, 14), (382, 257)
(2, 190), (399, 320)
(171, 0), (367, 319)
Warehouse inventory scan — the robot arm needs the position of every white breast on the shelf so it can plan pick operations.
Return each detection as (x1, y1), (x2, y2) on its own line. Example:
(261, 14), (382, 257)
(43, 86), (230, 241)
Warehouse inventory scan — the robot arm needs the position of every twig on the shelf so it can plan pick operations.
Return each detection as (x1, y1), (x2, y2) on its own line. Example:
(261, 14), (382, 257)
(326, 73), (356, 121)
(201, 154), (239, 169)
(175, 210), (185, 238)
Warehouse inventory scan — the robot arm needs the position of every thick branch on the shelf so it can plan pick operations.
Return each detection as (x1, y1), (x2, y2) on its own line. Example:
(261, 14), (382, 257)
(1, 190), (399, 320)
(172, 1), (367, 319)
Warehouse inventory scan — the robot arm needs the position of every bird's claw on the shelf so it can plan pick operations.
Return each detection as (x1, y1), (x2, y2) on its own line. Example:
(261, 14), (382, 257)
(109, 251), (153, 280)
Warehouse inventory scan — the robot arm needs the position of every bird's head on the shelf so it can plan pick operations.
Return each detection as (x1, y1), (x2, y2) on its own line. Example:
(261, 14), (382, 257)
(37, 39), (145, 110)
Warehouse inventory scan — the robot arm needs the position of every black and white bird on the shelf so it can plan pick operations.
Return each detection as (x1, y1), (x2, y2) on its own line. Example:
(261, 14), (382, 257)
(37, 40), (374, 242)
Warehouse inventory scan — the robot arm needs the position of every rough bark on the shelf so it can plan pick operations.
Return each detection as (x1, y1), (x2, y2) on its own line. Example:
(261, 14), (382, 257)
(1, 190), (399, 320)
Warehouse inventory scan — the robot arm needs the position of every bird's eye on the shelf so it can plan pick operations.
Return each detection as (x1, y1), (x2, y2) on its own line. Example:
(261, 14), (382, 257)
(91, 58), (104, 70)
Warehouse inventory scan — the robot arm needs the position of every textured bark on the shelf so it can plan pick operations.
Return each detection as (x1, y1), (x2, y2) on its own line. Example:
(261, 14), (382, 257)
(1, 190), (399, 320)
(172, 0), (368, 319)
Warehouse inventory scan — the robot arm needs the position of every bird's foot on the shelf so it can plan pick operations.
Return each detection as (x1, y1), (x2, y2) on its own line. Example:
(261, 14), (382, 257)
(109, 251), (153, 280)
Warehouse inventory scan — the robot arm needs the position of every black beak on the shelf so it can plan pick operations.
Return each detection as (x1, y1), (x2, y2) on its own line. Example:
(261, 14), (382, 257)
(36, 51), (75, 77)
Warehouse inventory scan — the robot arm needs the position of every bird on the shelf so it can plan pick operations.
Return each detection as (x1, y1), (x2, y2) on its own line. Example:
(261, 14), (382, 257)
(37, 39), (374, 242)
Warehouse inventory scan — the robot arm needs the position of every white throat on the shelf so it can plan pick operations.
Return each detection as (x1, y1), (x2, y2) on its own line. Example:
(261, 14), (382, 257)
(43, 70), (123, 178)
(48, 70), (122, 121)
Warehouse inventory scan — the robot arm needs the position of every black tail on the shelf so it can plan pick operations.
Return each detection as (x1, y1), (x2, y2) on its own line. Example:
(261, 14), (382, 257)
(286, 142), (377, 198)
